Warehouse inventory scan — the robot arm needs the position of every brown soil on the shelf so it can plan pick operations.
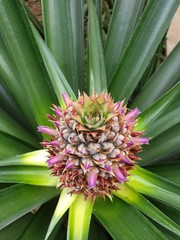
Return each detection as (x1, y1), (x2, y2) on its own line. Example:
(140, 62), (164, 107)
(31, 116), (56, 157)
(167, 7), (180, 55)
(24, 0), (42, 22)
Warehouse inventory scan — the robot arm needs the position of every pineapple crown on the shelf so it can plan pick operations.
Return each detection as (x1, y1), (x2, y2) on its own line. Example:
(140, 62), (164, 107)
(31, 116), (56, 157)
(64, 92), (115, 130)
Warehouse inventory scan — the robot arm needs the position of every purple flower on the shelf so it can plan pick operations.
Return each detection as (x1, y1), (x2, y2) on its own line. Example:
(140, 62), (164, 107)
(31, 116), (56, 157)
(66, 149), (71, 154)
(53, 121), (60, 127)
(126, 142), (134, 147)
(122, 156), (131, 164)
(46, 154), (65, 166)
(132, 137), (149, 145)
(112, 166), (126, 183)
(38, 126), (57, 136)
(125, 108), (141, 121)
(84, 162), (90, 170)
(49, 140), (60, 147)
(105, 164), (111, 172)
(88, 169), (98, 188)
(52, 104), (62, 117)
(65, 160), (75, 169)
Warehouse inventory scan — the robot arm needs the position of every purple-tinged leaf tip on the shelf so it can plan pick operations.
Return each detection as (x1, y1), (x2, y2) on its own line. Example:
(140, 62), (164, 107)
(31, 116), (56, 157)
(114, 101), (121, 110)
(62, 92), (69, 106)
(119, 109), (124, 115)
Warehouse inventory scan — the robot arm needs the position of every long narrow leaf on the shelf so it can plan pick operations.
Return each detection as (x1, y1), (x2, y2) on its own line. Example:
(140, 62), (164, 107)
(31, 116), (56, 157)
(128, 166), (180, 209)
(0, 150), (47, 167)
(70, 0), (84, 91)
(88, 0), (107, 94)
(0, 166), (57, 187)
(0, 35), (36, 128)
(42, 0), (84, 93)
(105, 0), (144, 81)
(0, 80), (31, 130)
(32, 26), (76, 106)
(18, 200), (63, 240)
(132, 42), (180, 110)
(139, 124), (180, 166)
(151, 199), (180, 226)
(0, 133), (34, 158)
(145, 98), (180, 139)
(147, 162), (180, 186)
(45, 188), (77, 240)
(0, 184), (59, 229)
(89, 216), (110, 240)
(0, 0), (57, 126)
(150, 199), (180, 240)
(109, 0), (179, 101)
(0, 214), (33, 240)
(0, 108), (39, 148)
(113, 184), (180, 236)
(67, 194), (93, 240)
(134, 82), (180, 132)
(94, 196), (167, 240)
(94, 0), (102, 28)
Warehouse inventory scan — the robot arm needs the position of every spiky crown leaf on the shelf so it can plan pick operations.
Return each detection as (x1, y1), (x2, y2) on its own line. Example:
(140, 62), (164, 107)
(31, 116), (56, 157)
(72, 92), (115, 129)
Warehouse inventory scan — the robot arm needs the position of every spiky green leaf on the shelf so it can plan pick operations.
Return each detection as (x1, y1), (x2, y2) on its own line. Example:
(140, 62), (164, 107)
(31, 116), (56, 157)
(128, 167), (180, 209)
(88, 0), (107, 94)
(105, 0), (145, 81)
(0, 184), (59, 229)
(109, 0), (179, 101)
(94, 196), (168, 240)
(0, 0), (57, 126)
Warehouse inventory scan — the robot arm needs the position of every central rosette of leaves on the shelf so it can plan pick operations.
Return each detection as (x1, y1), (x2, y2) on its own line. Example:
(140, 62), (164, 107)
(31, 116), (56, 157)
(38, 93), (148, 200)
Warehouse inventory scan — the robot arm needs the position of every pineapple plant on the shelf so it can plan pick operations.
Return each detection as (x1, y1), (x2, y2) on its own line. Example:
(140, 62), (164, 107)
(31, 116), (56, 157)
(0, 0), (179, 239)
